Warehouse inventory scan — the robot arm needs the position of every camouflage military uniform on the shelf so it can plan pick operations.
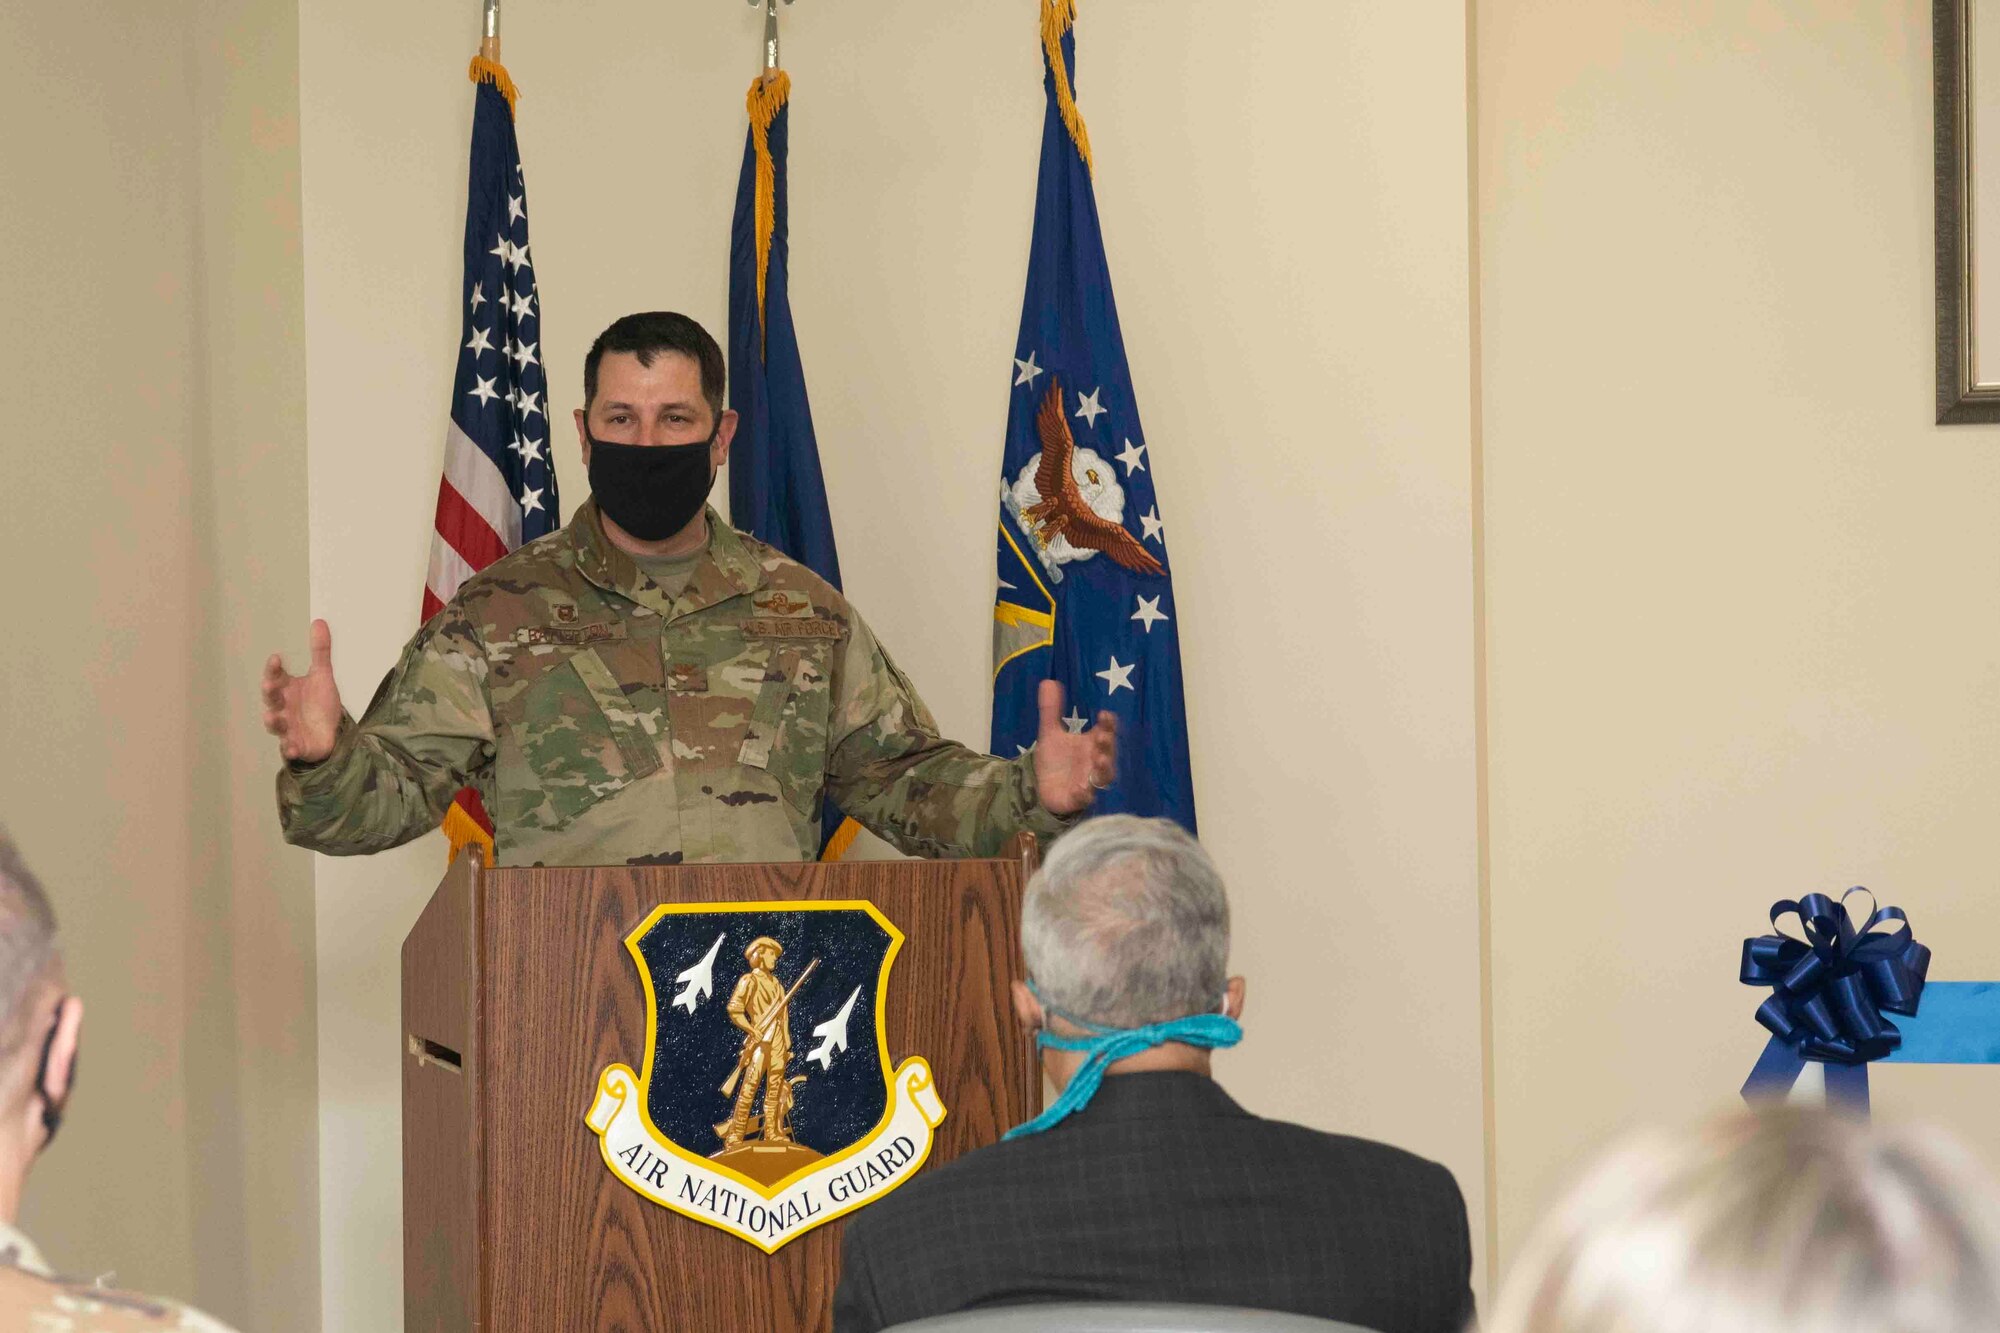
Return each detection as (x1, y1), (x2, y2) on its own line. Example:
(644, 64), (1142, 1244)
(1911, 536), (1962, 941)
(278, 501), (1074, 866)
(0, 1221), (239, 1331)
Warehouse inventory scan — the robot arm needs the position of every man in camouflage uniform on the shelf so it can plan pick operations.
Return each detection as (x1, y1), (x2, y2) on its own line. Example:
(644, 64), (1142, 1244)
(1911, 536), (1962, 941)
(264, 312), (1116, 866)
(0, 834), (240, 1332)
(719, 936), (795, 1148)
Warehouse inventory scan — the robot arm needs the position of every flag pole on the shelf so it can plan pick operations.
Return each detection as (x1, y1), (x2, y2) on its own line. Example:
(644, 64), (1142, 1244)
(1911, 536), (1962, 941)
(469, 0), (516, 114)
(749, 0), (795, 87)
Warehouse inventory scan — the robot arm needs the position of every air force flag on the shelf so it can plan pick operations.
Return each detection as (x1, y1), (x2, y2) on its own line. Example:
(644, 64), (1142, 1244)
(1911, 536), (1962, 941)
(990, 0), (1196, 831)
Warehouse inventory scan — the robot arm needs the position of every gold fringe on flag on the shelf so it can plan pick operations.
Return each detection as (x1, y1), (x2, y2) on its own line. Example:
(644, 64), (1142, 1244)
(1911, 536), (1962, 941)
(468, 54), (521, 117)
(746, 71), (794, 344)
(819, 815), (862, 863)
(1039, 0), (1094, 174)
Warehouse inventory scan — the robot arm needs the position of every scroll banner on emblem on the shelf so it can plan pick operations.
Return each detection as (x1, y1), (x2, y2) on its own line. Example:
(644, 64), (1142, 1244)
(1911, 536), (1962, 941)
(587, 1058), (945, 1253)
(1739, 888), (2000, 1112)
(583, 901), (946, 1252)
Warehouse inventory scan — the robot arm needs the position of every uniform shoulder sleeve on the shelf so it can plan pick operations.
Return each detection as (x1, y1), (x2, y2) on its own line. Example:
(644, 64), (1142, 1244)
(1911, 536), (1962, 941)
(824, 604), (1070, 858)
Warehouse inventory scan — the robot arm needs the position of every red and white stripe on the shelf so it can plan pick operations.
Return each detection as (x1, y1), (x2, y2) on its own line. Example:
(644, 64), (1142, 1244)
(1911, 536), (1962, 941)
(422, 419), (525, 621)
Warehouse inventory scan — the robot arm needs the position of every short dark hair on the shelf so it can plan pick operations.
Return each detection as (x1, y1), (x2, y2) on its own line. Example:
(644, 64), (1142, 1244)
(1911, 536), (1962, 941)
(0, 831), (58, 1060)
(582, 312), (726, 421)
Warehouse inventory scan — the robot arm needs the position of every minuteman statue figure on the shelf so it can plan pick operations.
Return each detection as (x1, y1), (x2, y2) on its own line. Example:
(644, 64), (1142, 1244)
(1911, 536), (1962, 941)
(717, 937), (810, 1148)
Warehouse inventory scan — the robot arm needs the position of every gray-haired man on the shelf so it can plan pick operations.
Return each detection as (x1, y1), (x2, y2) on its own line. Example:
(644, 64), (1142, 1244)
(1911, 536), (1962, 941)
(833, 815), (1475, 1333)
(0, 832), (239, 1331)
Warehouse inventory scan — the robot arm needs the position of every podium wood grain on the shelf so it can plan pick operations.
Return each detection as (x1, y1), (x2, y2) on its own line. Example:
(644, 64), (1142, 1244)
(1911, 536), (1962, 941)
(403, 851), (1038, 1332)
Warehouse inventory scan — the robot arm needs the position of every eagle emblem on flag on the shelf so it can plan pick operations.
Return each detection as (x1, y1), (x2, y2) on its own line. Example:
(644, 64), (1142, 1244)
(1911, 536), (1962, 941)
(1010, 378), (1164, 581)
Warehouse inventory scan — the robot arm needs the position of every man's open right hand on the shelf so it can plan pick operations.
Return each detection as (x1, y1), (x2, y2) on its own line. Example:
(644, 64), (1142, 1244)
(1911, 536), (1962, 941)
(262, 619), (345, 764)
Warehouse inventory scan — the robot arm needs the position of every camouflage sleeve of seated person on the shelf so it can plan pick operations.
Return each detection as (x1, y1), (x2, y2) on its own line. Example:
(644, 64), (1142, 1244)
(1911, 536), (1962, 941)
(275, 610), (496, 856)
(822, 608), (1073, 859)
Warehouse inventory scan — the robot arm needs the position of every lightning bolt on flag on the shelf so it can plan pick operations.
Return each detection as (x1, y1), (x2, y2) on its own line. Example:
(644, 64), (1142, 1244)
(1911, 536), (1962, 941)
(728, 72), (862, 860)
(423, 56), (559, 626)
(991, 0), (1196, 831)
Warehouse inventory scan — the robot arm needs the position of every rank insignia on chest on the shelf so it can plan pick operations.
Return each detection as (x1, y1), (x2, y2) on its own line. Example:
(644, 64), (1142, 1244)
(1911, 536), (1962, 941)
(584, 901), (946, 1253)
(667, 663), (709, 693)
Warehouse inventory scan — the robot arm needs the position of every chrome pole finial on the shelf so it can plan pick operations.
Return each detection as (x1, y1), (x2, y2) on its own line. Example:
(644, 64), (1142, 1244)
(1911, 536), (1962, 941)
(747, 0), (795, 73)
(483, 0), (500, 41)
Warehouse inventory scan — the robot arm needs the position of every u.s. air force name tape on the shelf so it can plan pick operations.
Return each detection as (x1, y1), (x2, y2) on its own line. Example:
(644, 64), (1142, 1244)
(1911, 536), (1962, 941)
(585, 1058), (947, 1253)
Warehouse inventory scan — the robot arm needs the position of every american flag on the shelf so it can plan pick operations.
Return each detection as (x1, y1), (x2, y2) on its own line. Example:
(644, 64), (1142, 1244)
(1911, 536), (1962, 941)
(423, 64), (558, 623)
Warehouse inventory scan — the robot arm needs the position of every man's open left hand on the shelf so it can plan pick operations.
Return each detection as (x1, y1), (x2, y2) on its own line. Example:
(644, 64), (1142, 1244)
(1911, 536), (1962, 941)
(1030, 679), (1118, 817)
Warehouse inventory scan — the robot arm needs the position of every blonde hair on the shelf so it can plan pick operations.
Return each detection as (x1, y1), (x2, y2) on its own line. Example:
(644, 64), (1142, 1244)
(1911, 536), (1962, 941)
(1486, 1106), (2000, 1333)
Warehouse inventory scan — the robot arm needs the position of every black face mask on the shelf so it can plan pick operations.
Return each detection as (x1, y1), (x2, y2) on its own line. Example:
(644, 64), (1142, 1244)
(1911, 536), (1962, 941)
(34, 997), (72, 1149)
(587, 424), (717, 542)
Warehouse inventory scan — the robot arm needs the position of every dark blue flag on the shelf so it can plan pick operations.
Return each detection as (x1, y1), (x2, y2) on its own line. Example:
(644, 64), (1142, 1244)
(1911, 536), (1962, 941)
(991, 1), (1196, 831)
(728, 72), (859, 858)
(729, 72), (840, 587)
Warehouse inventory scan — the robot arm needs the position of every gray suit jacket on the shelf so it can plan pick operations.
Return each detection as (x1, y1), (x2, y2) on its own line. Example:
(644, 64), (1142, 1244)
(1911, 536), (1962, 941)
(833, 1072), (1474, 1333)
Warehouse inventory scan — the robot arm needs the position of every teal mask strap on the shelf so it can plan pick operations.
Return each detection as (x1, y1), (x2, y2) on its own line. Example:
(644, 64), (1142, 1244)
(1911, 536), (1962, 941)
(1005, 981), (1242, 1140)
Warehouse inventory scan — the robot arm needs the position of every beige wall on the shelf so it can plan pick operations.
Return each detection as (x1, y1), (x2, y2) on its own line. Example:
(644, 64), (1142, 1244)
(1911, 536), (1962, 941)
(297, 3), (478, 1323)
(0, 0), (318, 1326)
(1477, 0), (2000, 1268)
(17, 0), (1986, 1321)
(299, 0), (1486, 1325)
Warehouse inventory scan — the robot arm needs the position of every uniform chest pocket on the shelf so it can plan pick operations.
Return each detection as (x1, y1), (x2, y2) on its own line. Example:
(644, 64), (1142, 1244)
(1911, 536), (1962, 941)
(504, 641), (666, 831)
(737, 643), (833, 814)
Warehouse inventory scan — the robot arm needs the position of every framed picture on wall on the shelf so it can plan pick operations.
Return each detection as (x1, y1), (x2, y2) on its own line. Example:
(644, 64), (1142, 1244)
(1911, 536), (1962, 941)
(1937, 0), (2000, 422)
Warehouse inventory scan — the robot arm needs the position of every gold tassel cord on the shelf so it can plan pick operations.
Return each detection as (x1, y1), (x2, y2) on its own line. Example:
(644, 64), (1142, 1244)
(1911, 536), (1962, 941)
(1040, 0), (1094, 174)
(468, 54), (521, 117)
(747, 71), (794, 344)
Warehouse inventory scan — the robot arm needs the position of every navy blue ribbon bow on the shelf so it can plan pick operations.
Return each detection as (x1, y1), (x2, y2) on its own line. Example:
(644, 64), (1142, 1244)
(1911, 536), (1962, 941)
(1740, 888), (1931, 1108)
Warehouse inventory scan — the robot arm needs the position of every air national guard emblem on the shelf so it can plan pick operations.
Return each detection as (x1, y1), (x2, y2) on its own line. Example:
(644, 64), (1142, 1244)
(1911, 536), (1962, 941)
(585, 901), (947, 1252)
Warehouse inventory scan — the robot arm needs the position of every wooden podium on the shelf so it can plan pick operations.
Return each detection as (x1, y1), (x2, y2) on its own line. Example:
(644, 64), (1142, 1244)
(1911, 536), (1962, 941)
(401, 848), (1039, 1332)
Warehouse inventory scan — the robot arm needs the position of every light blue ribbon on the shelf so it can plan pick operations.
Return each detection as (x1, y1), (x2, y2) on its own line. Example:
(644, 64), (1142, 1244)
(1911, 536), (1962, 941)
(1005, 982), (1242, 1140)
(1884, 982), (2000, 1065)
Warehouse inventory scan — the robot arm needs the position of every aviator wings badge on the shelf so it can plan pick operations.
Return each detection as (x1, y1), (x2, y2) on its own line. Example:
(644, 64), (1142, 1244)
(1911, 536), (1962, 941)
(585, 901), (947, 1253)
